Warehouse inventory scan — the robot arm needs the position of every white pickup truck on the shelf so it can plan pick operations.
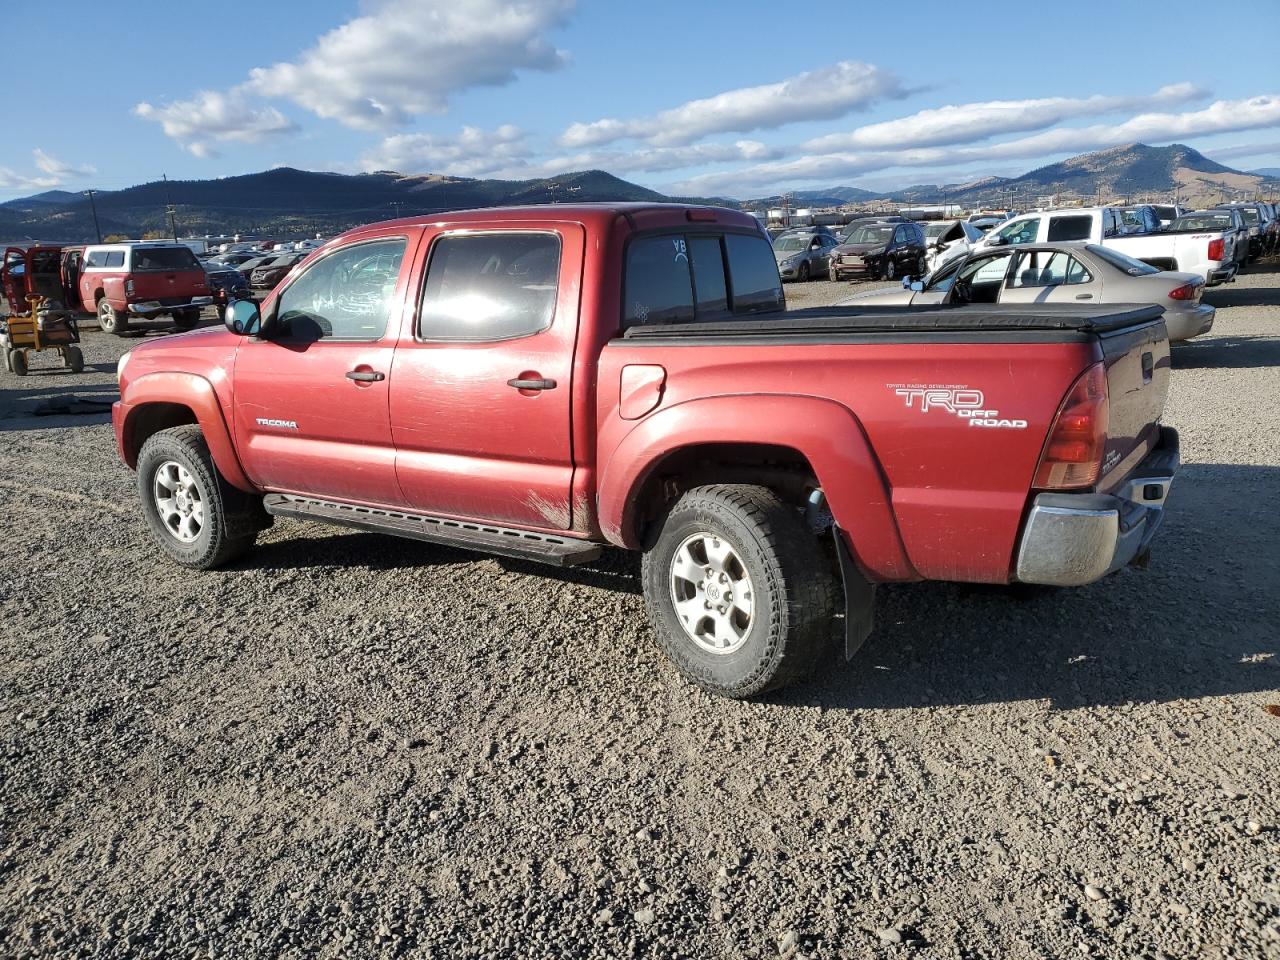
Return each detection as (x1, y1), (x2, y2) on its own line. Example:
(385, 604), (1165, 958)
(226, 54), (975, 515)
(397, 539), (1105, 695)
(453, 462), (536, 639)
(972, 206), (1238, 286)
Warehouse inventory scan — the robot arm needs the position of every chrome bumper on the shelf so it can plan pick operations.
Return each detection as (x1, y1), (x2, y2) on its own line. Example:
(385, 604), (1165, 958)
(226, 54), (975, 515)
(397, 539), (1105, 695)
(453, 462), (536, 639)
(1015, 427), (1179, 586)
(127, 297), (213, 317)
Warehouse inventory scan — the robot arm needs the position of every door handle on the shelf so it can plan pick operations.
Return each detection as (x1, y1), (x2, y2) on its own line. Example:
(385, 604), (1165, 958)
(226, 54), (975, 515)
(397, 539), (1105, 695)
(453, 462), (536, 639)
(507, 377), (557, 391)
(1074, 293), (1093, 299)
(346, 369), (385, 382)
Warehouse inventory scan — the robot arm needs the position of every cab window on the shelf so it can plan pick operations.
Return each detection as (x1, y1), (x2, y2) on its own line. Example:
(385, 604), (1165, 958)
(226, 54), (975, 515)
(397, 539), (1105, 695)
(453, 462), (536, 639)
(1046, 216), (1092, 242)
(276, 238), (406, 342)
(995, 217), (1039, 245)
(419, 233), (561, 341)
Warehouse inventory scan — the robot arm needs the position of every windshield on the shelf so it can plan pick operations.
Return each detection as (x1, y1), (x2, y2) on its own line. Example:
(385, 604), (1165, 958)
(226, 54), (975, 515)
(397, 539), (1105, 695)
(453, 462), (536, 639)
(774, 236), (812, 252)
(1239, 209), (1260, 225)
(844, 225), (894, 245)
(1085, 244), (1160, 276)
(1171, 215), (1231, 231)
(133, 247), (201, 271)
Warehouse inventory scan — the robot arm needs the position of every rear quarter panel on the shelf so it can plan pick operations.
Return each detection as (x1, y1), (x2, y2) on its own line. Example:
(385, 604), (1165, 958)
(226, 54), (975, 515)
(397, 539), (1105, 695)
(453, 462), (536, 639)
(597, 338), (1098, 583)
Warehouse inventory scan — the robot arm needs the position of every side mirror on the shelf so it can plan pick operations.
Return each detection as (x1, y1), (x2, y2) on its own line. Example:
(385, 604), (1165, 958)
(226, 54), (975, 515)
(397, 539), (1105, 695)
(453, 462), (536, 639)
(987, 235), (1007, 246)
(910, 280), (925, 292)
(224, 296), (261, 336)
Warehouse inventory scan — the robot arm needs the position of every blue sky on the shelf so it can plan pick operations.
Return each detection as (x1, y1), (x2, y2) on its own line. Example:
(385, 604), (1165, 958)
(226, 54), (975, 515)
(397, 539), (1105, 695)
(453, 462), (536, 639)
(2, 0), (1277, 200)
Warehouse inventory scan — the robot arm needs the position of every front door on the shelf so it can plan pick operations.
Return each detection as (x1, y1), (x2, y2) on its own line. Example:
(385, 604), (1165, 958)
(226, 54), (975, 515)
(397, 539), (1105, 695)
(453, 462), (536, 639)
(231, 234), (417, 506)
(389, 223), (581, 530)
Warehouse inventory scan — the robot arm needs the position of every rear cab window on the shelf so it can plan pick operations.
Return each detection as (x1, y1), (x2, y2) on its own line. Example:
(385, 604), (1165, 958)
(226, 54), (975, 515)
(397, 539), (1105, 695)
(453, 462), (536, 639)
(1046, 215), (1093, 242)
(623, 231), (782, 329)
(132, 247), (201, 271)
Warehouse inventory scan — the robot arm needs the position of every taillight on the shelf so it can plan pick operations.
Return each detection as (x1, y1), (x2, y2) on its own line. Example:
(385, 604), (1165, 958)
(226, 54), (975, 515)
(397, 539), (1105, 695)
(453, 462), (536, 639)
(125, 279), (134, 296)
(1167, 282), (1199, 301)
(1033, 363), (1109, 490)
(1207, 238), (1224, 261)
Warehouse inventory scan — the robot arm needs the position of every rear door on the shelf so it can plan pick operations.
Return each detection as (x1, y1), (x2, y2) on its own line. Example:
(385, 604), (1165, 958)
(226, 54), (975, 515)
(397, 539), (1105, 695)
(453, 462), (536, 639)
(998, 249), (1099, 304)
(389, 223), (582, 529)
(231, 234), (417, 506)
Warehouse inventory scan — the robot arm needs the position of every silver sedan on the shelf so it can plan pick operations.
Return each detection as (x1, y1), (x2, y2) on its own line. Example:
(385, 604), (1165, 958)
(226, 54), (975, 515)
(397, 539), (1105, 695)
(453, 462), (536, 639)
(841, 241), (1215, 342)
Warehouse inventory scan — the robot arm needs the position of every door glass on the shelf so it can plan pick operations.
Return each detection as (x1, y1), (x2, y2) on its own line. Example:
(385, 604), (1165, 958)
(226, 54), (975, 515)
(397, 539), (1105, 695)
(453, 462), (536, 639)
(276, 238), (406, 342)
(1046, 216), (1092, 242)
(995, 217), (1039, 245)
(419, 233), (561, 341)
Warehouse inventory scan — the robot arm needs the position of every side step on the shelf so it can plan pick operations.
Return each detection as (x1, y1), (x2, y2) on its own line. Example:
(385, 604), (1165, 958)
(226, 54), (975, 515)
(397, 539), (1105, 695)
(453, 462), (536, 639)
(262, 494), (603, 567)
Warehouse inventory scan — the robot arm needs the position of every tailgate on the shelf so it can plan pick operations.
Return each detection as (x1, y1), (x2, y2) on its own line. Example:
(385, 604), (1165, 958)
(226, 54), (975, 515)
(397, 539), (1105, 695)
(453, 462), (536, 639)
(1097, 318), (1170, 492)
(131, 268), (208, 299)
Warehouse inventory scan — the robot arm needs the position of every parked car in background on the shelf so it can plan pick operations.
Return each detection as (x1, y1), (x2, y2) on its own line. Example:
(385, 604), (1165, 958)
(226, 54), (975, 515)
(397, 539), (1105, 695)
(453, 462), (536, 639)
(235, 255), (285, 282)
(967, 214), (1007, 233)
(922, 219), (987, 272)
(1212, 202), (1270, 260)
(972, 206), (1237, 285)
(773, 231), (838, 281)
(249, 253), (307, 290)
(1148, 204), (1187, 228)
(829, 220), (927, 281)
(203, 261), (251, 320)
(844, 242), (1213, 342)
(77, 242), (212, 335)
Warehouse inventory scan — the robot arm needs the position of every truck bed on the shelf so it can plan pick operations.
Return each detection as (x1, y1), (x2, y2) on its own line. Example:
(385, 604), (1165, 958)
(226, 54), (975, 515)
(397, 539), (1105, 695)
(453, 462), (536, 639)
(621, 303), (1166, 341)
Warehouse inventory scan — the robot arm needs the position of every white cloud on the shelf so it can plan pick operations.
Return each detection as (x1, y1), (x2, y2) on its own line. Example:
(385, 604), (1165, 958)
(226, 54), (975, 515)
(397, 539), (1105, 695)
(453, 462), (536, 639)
(0, 149), (95, 191)
(134, 90), (297, 157)
(803, 83), (1206, 152)
(1206, 140), (1280, 162)
(32, 149), (96, 179)
(669, 93), (1280, 196)
(559, 60), (906, 148)
(249, 0), (574, 129)
(361, 125), (532, 176)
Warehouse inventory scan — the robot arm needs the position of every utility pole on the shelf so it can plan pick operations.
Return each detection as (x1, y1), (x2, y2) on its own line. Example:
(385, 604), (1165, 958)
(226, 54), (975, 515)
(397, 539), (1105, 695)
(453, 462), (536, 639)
(162, 174), (178, 241)
(84, 190), (103, 243)
(389, 200), (404, 219)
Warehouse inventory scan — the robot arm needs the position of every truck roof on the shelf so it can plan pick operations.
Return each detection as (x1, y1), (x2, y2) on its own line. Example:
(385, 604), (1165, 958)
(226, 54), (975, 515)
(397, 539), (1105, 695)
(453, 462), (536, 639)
(345, 202), (761, 238)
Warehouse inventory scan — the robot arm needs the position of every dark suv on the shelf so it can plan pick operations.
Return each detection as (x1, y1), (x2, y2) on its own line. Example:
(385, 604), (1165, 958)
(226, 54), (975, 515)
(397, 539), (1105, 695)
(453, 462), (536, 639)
(830, 220), (927, 281)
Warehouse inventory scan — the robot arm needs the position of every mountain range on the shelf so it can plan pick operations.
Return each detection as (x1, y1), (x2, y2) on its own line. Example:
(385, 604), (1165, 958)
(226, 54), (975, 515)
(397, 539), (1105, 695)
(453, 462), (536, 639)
(1, 143), (1272, 243)
(750, 144), (1272, 209)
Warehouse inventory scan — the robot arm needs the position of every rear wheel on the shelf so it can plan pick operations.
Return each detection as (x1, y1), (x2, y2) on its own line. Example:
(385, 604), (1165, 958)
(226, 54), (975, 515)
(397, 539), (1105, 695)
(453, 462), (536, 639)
(8, 349), (26, 376)
(137, 425), (268, 569)
(97, 298), (127, 335)
(63, 345), (84, 373)
(172, 308), (201, 331)
(642, 484), (838, 699)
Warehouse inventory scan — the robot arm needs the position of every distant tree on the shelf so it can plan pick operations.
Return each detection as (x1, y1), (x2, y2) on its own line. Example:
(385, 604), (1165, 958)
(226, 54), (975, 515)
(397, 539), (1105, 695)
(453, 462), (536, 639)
(103, 233), (130, 242)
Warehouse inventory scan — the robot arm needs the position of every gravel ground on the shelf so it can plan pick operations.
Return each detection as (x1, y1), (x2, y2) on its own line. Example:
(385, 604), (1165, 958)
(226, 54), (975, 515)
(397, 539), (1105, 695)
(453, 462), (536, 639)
(1, 266), (1277, 959)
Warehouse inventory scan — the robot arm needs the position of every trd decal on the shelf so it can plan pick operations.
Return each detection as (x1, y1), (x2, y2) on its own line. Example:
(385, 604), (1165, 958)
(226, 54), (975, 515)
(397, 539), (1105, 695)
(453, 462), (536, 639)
(889, 384), (1027, 430)
(256, 418), (299, 430)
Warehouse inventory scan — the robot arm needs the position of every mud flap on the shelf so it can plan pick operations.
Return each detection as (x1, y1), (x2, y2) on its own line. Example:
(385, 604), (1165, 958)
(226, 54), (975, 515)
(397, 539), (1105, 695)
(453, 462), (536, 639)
(833, 527), (876, 660)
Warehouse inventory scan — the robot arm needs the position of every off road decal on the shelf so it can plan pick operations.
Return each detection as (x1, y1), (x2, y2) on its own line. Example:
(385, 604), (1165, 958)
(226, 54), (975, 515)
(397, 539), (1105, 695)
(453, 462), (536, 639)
(888, 384), (1027, 430)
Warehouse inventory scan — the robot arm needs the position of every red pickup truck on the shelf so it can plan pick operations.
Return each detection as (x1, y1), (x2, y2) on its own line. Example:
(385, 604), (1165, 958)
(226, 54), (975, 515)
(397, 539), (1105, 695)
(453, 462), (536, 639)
(112, 204), (1179, 698)
(76, 242), (212, 334)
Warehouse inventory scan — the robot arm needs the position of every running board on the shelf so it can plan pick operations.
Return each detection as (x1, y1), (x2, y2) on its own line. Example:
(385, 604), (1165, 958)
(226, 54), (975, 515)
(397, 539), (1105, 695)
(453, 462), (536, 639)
(262, 494), (603, 567)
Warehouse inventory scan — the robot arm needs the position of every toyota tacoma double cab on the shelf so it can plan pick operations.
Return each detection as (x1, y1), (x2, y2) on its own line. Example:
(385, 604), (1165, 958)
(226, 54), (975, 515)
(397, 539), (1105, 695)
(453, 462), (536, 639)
(113, 203), (1179, 698)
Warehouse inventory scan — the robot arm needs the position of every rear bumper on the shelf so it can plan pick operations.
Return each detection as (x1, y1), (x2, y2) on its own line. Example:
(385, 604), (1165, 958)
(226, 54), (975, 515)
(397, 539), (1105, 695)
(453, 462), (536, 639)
(1207, 262), (1237, 285)
(1164, 304), (1215, 342)
(1015, 426), (1179, 587)
(127, 297), (213, 317)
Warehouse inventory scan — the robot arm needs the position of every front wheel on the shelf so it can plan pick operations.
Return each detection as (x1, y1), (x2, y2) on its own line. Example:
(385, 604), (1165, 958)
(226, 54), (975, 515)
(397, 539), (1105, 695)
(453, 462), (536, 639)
(641, 484), (838, 698)
(8, 349), (27, 376)
(797, 262), (810, 282)
(62, 345), (84, 373)
(97, 298), (127, 335)
(884, 260), (897, 281)
(136, 425), (268, 569)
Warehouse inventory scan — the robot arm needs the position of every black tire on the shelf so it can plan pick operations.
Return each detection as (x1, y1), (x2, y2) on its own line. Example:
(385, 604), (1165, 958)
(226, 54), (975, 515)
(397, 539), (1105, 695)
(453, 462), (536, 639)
(885, 259), (897, 281)
(136, 425), (268, 569)
(172, 308), (201, 331)
(63, 345), (84, 373)
(797, 262), (810, 282)
(915, 255), (927, 277)
(9, 349), (27, 376)
(641, 484), (838, 699)
(97, 298), (127, 335)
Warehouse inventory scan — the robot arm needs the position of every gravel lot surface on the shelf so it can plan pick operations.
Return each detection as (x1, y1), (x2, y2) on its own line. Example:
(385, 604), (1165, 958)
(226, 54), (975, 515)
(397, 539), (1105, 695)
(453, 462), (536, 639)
(1, 266), (1278, 959)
